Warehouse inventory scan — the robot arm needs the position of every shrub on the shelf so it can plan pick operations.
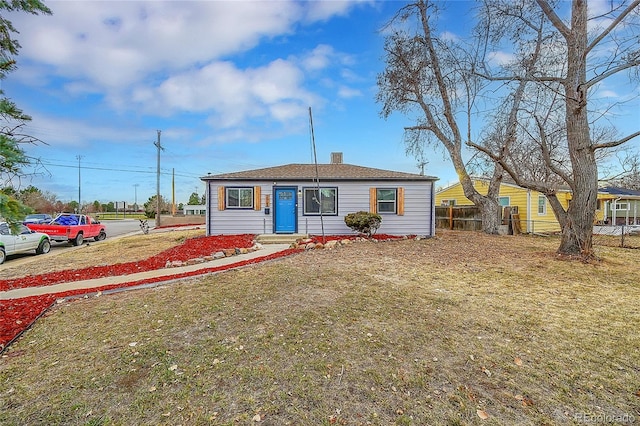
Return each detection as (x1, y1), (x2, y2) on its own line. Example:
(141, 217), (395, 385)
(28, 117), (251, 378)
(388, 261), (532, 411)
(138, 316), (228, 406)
(344, 211), (382, 237)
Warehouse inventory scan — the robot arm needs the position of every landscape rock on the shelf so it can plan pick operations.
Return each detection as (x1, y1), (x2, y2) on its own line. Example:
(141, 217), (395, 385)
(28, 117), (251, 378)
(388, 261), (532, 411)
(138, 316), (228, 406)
(163, 235), (417, 268)
(324, 240), (339, 249)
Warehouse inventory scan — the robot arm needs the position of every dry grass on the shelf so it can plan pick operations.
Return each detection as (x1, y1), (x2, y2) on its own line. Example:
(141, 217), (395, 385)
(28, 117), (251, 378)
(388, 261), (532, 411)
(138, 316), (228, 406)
(593, 232), (640, 250)
(1, 231), (639, 425)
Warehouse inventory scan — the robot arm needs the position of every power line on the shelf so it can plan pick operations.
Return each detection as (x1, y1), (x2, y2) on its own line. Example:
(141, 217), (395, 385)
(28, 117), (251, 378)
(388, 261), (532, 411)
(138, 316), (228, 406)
(28, 157), (208, 179)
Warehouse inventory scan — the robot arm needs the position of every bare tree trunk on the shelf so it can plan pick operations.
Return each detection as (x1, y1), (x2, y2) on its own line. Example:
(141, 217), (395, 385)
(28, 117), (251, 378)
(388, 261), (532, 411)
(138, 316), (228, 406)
(556, 0), (597, 257)
(456, 159), (502, 234)
(477, 196), (502, 234)
(458, 179), (501, 233)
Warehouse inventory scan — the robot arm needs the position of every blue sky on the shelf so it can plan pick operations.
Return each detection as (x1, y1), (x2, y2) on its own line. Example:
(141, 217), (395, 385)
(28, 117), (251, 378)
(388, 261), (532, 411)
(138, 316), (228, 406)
(5, 0), (639, 207)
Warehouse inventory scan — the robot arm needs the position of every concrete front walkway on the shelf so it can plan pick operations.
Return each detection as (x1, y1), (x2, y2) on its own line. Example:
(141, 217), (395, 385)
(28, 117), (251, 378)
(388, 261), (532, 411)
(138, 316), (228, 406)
(0, 244), (292, 300)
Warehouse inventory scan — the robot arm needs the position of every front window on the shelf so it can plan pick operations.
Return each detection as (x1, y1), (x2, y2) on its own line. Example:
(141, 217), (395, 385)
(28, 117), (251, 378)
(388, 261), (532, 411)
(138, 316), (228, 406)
(614, 202), (629, 211)
(377, 188), (397, 213)
(499, 196), (510, 207)
(226, 188), (254, 209)
(538, 195), (547, 215)
(304, 187), (337, 215)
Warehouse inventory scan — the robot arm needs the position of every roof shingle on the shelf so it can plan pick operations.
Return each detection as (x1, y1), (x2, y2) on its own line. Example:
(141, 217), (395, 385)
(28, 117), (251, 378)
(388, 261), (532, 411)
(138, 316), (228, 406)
(201, 163), (437, 181)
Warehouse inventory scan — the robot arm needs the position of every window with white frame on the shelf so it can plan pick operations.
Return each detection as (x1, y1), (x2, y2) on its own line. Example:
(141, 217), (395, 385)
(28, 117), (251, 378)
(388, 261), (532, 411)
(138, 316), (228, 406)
(537, 195), (547, 215)
(377, 188), (397, 213)
(614, 202), (629, 211)
(499, 196), (510, 207)
(303, 187), (337, 215)
(226, 187), (254, 209)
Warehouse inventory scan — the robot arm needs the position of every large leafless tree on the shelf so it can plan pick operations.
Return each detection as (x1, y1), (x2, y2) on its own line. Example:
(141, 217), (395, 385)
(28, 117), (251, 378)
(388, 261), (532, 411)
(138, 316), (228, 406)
(377, 0), (505, 234)
(378, 0), (640, 257)
(470, 0), (640, 257)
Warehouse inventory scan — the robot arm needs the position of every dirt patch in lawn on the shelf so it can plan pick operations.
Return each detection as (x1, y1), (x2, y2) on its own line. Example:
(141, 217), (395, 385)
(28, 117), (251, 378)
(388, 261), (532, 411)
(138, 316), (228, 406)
(1, 231), (639, 425)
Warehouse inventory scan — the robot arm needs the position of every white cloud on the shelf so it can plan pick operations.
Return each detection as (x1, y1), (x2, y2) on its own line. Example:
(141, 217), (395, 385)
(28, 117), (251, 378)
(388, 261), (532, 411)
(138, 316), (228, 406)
(338, 86), (362, 99)
(9, 1), (369, 140)
(487, 50), (515, 67)
(305, 0), (374, 22)
(439, 31), (460, 42)
(301, 45), (335, 72)
(132, 58), (317, 129)
(23, 112), (150, 149)
(11, 1), (303, 90)
(5, 0), (385, 160)
(597, 89), (620, 99)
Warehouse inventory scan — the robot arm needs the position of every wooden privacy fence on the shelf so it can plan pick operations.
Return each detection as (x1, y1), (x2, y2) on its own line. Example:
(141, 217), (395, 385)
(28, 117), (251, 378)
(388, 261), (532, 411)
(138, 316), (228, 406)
(435, 206), (483, 231)
(435, 206), (522, 233)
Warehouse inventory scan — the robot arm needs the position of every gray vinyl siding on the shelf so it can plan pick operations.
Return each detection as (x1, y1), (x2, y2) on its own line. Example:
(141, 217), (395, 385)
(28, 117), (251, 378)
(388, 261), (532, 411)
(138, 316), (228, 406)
(205, 180), (435, 237)
(607, 199), (640, 224)
(205, 182), (272, 235)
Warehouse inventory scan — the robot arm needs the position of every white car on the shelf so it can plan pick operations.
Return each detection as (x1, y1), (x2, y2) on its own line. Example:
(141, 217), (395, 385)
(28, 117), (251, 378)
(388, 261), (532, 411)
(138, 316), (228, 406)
(0, 222), (51, 265)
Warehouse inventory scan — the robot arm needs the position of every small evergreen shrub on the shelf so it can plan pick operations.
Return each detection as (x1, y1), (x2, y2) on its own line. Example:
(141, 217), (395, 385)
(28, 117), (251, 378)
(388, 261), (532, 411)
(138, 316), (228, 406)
(344, 211), (382, 237)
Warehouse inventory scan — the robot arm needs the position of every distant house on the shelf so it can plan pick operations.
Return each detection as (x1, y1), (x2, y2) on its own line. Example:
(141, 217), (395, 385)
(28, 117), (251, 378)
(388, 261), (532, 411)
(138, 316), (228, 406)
(597, 186), (640, 225)
(436, 178), (570, 233)
(200, 153), (438, 237)
(183, 204), (206, 216)
(436, 178), (615, 233)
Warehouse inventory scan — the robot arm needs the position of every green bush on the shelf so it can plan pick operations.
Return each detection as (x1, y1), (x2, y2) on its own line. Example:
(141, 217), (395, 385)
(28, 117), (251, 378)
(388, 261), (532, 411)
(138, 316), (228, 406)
(344, 211), (382, 237)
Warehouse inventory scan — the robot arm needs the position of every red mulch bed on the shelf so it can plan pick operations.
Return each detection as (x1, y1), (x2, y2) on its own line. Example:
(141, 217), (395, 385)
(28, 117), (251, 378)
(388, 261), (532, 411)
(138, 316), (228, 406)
(0, 233), (408, 352)
(0, 234), (256, 292)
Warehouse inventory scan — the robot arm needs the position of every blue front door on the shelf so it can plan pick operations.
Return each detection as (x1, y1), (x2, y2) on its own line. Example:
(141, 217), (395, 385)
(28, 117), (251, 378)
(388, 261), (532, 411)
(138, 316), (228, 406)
(274, 187), (297, 233)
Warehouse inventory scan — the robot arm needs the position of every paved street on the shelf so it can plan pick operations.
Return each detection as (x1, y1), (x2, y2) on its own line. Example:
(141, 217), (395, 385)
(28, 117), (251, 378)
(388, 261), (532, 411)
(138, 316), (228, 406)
(101, 218), (156, 239)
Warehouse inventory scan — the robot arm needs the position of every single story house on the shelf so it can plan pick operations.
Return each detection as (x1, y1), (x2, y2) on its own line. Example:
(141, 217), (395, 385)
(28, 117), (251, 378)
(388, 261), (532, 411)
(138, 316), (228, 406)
(597, 186), (640, 225)
(183, 204), (206, 216)
(436, 177), (614, 233)
(200, 153), (438, 237)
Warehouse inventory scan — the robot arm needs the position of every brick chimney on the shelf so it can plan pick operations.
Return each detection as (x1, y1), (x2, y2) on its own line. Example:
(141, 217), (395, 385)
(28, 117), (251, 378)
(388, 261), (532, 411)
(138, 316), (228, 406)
(330, 152), (343, 164)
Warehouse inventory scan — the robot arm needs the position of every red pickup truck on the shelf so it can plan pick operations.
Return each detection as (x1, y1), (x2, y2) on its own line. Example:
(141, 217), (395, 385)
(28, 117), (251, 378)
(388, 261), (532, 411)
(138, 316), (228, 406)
(26, 213), (107, 246)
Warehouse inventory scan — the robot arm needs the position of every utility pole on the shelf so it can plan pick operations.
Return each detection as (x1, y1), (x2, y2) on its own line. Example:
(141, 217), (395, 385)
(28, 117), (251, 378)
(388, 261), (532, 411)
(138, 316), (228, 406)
(77, 155), (84, 212)
(155, 130), (163, 227)
(417, 160), (427, 176)
(133, 183), (139, 212)
(172, 168), (176, 215)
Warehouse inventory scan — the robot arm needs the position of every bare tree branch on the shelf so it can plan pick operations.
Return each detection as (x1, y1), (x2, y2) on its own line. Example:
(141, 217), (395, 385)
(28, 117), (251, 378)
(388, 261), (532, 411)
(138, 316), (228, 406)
(585, 59), (640, 89)
(535, 0), (570, 38)
(586, 0), (640, 54)
(592, 130), (640, 150)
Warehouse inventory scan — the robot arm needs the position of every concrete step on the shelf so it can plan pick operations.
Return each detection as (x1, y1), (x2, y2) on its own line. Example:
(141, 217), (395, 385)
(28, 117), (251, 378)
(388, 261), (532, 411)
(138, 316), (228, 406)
(255, 233), (308, 245)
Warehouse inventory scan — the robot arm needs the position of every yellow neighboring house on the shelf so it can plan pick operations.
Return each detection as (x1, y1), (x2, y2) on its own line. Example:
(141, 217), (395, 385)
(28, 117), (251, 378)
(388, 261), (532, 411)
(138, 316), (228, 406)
(436, 178), (607, 233)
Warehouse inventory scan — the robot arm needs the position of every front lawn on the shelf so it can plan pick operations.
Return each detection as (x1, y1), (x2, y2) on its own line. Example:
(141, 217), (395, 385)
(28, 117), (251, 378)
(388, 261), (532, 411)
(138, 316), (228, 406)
(1, 231), (638, 425)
